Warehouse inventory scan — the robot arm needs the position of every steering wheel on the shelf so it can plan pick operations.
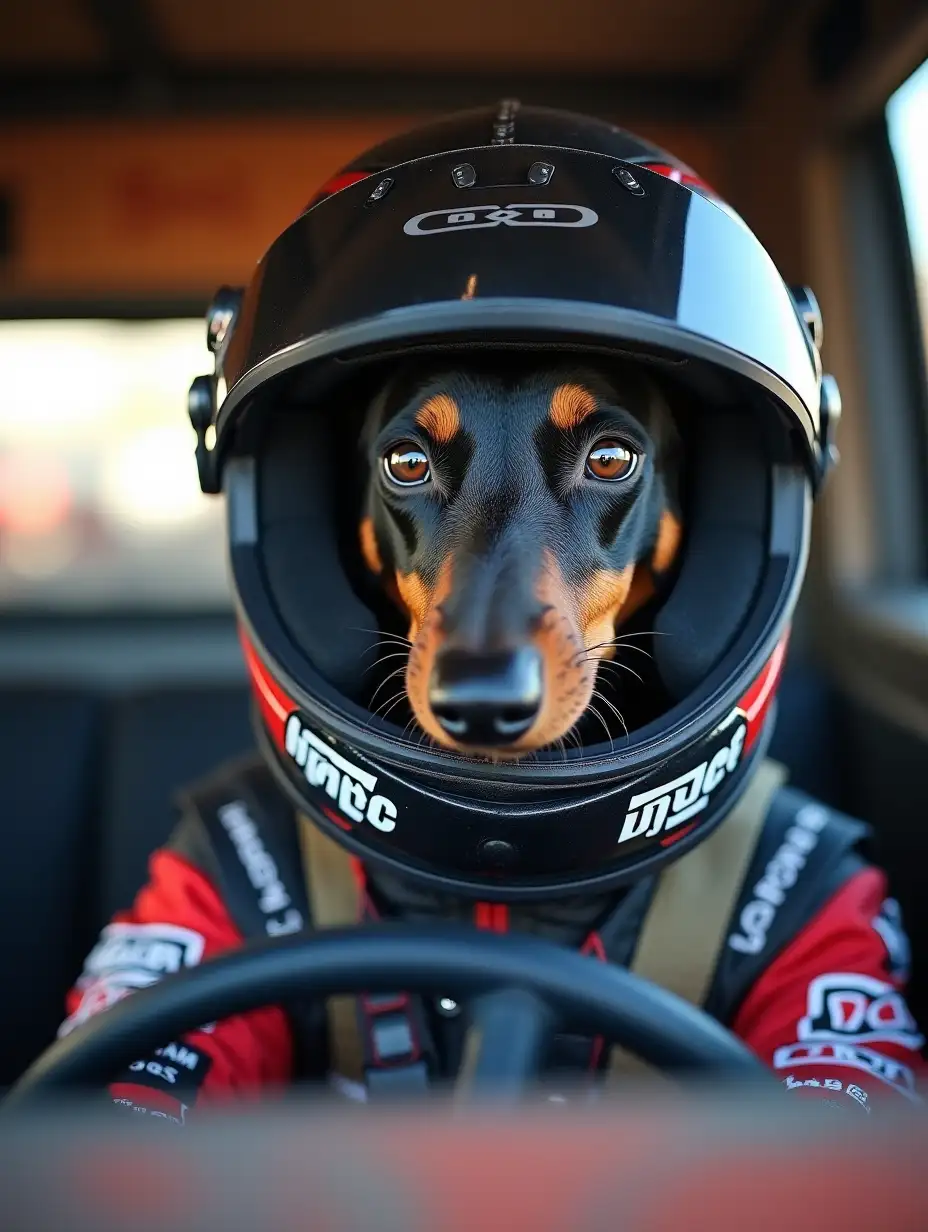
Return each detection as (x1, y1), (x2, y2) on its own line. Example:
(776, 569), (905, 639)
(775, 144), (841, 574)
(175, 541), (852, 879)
(4, 924), (766, 1109)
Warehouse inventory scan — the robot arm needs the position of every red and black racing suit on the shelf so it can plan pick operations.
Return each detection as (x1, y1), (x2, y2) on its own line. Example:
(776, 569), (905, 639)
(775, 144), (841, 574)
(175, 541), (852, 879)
(61, 756), (926, 1119)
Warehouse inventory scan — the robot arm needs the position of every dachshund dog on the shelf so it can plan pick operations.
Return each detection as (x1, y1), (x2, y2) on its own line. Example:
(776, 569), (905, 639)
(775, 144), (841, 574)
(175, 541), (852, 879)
(358, 360), (682, 759)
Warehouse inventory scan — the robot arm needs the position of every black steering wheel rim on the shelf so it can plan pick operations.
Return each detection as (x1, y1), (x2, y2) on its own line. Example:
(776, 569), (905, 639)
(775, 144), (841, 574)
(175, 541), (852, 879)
(5, 924), (766, 1109)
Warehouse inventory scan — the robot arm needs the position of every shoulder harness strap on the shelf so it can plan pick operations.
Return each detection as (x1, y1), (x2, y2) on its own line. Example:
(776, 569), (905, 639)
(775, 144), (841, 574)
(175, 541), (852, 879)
(298, 819), (364, 1086)
(703, 786), (868, 1024)
(604, 760), (870, 1081)
(172, 754), (326, 1074)
(174, 757), (435, 1092)
(173, 753), (310, 940)
(606, 757), (786, 1081)
(299, 817), (436, 1097)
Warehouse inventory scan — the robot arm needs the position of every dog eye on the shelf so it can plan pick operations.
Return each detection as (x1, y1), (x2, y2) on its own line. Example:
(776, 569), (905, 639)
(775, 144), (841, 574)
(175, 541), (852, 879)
(585, 439), (638, 482)
(383, 442), (431, 486)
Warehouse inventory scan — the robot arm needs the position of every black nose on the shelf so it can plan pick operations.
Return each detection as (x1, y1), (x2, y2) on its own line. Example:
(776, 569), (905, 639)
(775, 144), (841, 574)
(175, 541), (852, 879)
(428, 647), (543, 746)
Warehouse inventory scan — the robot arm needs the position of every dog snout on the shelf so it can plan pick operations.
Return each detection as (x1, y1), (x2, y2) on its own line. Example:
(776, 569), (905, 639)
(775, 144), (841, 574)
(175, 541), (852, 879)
(428, 646), (543, 746)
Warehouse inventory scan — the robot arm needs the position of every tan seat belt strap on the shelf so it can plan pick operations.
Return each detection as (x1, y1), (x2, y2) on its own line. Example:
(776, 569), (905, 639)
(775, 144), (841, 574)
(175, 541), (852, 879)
(299, 815), (366, 1083)
(607, 758), (788, 1081)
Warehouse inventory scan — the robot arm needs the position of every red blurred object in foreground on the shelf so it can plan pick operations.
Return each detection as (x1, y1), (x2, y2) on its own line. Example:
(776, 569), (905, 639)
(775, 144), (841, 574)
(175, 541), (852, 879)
(2, 1099), (926, 1231)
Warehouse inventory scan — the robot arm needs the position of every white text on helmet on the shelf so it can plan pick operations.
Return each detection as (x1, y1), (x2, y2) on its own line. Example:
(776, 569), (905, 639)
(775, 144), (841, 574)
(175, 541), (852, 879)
(618, 718), (747, 845)
(285, 715), (398, 833)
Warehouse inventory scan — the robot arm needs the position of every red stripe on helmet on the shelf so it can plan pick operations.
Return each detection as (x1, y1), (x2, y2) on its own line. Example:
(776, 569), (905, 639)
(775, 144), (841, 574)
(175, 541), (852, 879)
(737, 633), (789, 749)
(239, 626), (294, 749)
(660, 821), (698, 848)
(640, 162), (717, 197)
(322, 805), (353, 833)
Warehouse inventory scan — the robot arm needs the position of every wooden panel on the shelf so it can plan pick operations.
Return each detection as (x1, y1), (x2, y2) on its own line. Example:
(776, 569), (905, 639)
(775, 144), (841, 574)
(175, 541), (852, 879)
(0, 116), (725, 300)
(0, 117), (411, 299)
(155, 0), (765, 72)
(0, 0), (104, 67)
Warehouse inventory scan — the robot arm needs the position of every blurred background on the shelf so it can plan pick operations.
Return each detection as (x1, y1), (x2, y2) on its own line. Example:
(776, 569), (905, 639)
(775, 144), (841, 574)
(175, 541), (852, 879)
(0, 0), (924, 609)
(0, 0), (926, 1086)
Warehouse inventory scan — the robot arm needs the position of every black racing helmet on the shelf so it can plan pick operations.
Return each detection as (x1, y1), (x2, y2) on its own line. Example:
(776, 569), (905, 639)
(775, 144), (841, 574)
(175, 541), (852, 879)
(187, 103), (841, 902)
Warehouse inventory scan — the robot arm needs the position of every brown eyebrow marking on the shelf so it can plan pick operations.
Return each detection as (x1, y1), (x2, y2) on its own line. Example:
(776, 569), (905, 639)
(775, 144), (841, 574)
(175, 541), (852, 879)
(358, 515), (383, 574)
(415, 392), (461, 444)
(651, 509), (682, 574)
(549, 383), (598, 430)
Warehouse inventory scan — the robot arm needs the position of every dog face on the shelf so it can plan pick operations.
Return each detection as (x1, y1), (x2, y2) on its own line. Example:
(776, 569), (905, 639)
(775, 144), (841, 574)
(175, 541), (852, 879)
(359, 361), (681, 758)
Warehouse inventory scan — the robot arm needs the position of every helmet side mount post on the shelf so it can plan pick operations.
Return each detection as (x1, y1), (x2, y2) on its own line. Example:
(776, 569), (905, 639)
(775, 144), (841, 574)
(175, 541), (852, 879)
(188, 373), (219, 494)
(189, 284), (245, 496)
(790, 284), (841, 485)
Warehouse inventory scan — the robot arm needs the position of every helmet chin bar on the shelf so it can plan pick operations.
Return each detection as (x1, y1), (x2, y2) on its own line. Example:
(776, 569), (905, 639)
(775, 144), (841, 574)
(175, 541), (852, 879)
(253, 685), (777, 902)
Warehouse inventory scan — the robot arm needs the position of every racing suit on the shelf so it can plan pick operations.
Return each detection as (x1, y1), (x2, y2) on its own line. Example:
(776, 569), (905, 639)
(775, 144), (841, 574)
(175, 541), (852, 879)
(61, 755), (926, 1120)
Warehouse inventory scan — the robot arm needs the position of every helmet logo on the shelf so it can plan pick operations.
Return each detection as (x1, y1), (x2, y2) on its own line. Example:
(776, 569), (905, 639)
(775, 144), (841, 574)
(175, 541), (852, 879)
(404, 203), (598, 236)
(618, 715), (747, 847)
(285, 715), (398, 833)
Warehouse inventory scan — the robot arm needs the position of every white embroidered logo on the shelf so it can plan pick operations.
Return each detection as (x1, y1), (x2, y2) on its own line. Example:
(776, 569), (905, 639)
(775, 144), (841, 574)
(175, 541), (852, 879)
(797, 973), (924, 1050)
(217, 799), (304, 936)
(728, 803), (829, 954)
(772, 1041), (918, 1100)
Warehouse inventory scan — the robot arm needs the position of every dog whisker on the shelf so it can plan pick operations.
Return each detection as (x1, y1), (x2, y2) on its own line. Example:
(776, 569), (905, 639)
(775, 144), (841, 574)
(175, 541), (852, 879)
(369, 680), (404, 709)
(555, 735), (573, 764)
(417, 729), (438, 753)
(591, 689), (629, 741)
(557, 723), (584, 758)
(368, 666), (410, 709)
(581, 639), (617, 655)
(577, 644), (647, 662)
(612, 629), (672, 641)
(579, 635), (662, 660)
(351, 627), (416, 657)
(596, 658), (643, 684)
(573, 655), (644, 684)
(377, 693), (410, 722)
(350, 625), (414, 643)
(604, 643), (654, 660)
(585, 702), (616, 756)
(361, 650), (411, 678)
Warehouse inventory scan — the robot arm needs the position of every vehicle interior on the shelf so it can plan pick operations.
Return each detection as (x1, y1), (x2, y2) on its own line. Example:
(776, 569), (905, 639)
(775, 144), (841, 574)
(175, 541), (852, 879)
(0, 0), (926, 1108)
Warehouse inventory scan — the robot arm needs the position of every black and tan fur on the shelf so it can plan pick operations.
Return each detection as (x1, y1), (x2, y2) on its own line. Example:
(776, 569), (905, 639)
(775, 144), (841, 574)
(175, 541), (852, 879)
(358, 361), (682, 758)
